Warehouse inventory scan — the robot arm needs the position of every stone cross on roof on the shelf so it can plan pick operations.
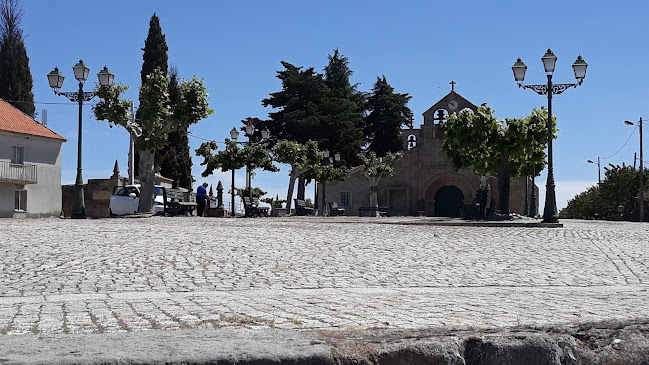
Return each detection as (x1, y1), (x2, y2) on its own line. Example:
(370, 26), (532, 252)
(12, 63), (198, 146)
(449, 80), (456, 92)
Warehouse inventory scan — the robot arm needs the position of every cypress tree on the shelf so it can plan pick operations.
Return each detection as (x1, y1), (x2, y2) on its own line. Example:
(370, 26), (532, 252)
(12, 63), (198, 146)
(364, 76), (413, 157)
(0, 0), (34, 117)
(135, 14), (193, 188)
(140, 14), (168, 83)
(156, 66), (193, 188)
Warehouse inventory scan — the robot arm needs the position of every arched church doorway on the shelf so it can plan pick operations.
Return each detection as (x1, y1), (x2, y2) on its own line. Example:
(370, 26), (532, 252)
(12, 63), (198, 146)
(434, 185), (464, 217)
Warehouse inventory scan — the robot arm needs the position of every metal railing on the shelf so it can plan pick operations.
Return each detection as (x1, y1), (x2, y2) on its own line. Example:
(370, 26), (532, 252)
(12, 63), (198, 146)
(0, 161), (37, 184)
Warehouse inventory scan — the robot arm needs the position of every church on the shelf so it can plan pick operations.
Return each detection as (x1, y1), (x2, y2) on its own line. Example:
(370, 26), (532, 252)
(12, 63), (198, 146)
(326, 83), (538, 217)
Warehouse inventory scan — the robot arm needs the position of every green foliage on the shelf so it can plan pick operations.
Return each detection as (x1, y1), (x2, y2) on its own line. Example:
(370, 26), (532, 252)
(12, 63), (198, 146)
(360, 150), (402, 181)
(235, 186), (267, 198)
(140, 13), (168, 84)
(94, 69), (211, 213)
(442, 104), (551, 214)
(158, 67), (193, 189)
(559, 185), (606, 220)
(262, 61), (328, 144)
(136, 69), (172, 151)
(273, 140), (321, 173)
(196, 138), (278, 179)
(560, 163), (649, 220)
(0, 0), (34, 117)
(443, 104), (551, 178)
(364, 76), (413, 157)
(92, 84), (132, 131)
(134, 13), (169, 177)
(261, 195), (285, 208)
(196, 139), (240, 176)
(262, 52), (365, 168)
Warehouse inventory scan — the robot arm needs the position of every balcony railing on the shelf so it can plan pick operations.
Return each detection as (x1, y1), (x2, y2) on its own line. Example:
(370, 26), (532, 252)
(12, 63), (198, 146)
(0, 160), (37, 184)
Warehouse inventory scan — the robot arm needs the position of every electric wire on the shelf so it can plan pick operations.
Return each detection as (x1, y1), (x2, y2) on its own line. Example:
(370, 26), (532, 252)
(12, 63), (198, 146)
(601, 126), (637, 160)
(1, 99), (97, 106)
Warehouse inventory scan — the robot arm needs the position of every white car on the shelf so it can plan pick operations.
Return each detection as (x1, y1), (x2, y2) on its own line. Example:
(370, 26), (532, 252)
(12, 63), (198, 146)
(109, 185), (165, 216)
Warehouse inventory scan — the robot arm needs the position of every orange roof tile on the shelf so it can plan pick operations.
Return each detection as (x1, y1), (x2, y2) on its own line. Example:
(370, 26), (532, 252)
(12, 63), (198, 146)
(0, 98), (66, 141)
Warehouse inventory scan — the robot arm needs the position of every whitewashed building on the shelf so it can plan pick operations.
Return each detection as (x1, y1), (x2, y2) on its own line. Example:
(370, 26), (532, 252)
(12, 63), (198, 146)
(0, 99), (66, 218)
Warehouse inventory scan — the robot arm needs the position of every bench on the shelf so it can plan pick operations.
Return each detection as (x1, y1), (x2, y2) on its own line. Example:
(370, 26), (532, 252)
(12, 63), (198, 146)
(294, 199), (314, 216)
(328, 202), (345, 216)
(243, 197), (269, 217)
(358, 206), (387, 217)
(243, 197), (257, 217)
(253, 197), (270, 217)
(165, 188), (197, 216)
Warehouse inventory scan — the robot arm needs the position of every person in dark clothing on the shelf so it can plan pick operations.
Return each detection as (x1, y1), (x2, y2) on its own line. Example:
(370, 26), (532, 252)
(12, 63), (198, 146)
(196, 182), (209, 216)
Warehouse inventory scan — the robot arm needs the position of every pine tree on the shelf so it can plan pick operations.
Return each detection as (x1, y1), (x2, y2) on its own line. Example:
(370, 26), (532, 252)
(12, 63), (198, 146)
(364, 76), (413, 157)
(321, 49), (365, 167)
(262, 61), (329, 144)
(0, 0), (34, 117)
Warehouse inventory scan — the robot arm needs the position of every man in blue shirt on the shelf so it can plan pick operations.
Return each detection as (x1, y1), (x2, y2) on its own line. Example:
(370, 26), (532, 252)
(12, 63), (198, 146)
(196, 182), (209, 216)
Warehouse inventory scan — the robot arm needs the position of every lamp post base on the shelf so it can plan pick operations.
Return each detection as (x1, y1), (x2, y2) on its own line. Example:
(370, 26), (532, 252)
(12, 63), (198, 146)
(71, 182), (86, 219)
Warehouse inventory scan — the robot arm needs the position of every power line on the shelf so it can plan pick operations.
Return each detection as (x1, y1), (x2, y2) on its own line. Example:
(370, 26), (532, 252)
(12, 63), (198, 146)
(601, 127), (637, 160)
(2, 99), (96, 106)
(187, 131), (227, 144)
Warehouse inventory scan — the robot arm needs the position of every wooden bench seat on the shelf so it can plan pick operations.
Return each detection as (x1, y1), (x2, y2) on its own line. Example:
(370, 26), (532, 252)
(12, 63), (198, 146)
(165, 188), (197, 216)
(294, 199), (314, 216)
(328, 202), (345, 216)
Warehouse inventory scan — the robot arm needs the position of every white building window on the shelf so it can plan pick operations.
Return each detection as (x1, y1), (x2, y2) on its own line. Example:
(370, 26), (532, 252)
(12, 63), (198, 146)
(11, 146), (24, 164)
(14, 190), (27, 211)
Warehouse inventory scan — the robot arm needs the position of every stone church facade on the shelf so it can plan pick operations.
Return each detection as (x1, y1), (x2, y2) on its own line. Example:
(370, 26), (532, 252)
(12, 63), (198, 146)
(326, 87), (538, 217)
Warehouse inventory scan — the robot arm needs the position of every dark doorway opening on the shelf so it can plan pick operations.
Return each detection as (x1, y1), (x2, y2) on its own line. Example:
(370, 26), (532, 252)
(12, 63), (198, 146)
(434, 185), (464, 217)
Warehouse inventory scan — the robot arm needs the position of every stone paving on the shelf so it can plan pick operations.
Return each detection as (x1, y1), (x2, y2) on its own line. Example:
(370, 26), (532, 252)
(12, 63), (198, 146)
(0, 217), (648, 336)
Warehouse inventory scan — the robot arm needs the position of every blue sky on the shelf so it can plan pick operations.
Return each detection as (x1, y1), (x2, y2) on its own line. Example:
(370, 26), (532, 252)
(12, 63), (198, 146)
(21, 0), (649, 211)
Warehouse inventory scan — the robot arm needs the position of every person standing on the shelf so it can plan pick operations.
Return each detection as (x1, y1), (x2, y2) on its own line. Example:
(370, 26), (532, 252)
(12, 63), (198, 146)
(196, 182), (209, 217)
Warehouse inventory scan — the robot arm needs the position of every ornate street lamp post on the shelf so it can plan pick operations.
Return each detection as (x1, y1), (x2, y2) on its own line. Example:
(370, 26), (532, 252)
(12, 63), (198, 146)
(47, 61), (115, 219)
(624, 118), (644, 222)
(230, 125), (270, 216)
(512, 49), (588, 223)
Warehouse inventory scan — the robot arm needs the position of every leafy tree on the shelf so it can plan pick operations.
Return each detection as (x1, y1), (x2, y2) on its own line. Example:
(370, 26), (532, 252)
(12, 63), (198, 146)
(261, 194), (285, 208)
(135, 13), (193, 185)
(156, 66), (193, 188)
(443, 104), (551, 214)
(364, 76), (413, 156)
(360, 151), (402, 211)
(560, 163), (649, 221)
(0, 0), (34, 117)
(235, 187), (267, 199)
(196, 138), (278, 199)
(273, 140), (322, 212)
(94, 68), (212, 213)
(559, 185), (606, 220)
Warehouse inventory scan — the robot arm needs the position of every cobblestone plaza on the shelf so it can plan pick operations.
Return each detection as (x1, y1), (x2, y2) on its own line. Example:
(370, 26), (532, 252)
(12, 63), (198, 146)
(0, 217), (647, 336)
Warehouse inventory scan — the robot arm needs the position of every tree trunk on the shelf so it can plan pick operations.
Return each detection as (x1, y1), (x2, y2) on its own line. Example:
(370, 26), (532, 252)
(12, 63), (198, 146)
(369, 177), (379, 209)
(497, 154), (511, 215)
(297, 176), (305, 200)
(138, 149), (156, 213)
(285, 168), (298, 212)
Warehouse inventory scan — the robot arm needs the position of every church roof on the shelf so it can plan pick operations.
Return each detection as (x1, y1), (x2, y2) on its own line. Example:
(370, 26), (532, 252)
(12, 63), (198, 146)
(422, 90), (478, 120)
(0, 98), (66, 141)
